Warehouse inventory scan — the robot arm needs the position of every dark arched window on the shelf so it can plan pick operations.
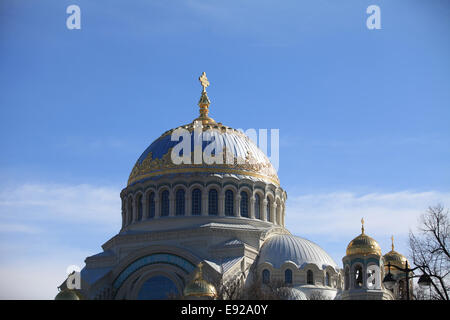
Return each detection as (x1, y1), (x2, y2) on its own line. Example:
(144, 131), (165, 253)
(208, 189), (218, 215)
(240, 191), (249, 217)
(148, 192), (155, 218)
(267, 198), (271, 221)
(175, 189), (185, 216)
(285, 269), (292, 285)
(255, 194), (261, 219)
(326, 272), (330, 287)
(161, 190), (169, 217)
(307, 270), (314, 285)
(354, 265), (363, 288)
(192, 188), (202, 215)
(127, 197), (133, 224)
(262, 269), (270, 284)
(344, 267), (350, 290)
(225, 190), (234, 216)
(136, 194), (143, 221)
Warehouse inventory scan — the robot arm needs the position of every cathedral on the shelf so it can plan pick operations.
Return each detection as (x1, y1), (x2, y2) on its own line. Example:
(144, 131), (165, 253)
(55, 73), (410, 300)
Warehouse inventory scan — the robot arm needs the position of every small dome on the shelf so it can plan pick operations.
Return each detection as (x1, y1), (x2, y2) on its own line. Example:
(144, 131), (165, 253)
(54, 289), (82, 300)
(183, 263), (217, 298)
(277, 287), (308, 300)
(384, 250), (407, 269)
(346, 220), (381, 256)
(383, 236), (408, 269)
(259, 234), (338, 270)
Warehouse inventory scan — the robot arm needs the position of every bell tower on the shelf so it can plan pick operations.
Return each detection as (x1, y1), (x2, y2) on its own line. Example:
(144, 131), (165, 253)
(340, 219), (393, 300)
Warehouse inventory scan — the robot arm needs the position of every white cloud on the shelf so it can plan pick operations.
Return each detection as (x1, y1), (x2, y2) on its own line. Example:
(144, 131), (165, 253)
(1, 183), (449, 298)
(0, 223), (41, 234)
(285, 190), (450, 265)
(286, 190), (450, 237)
(0, 183), (121, 299)
(0, 183), (121, 227)
(0, 248), (93, 300)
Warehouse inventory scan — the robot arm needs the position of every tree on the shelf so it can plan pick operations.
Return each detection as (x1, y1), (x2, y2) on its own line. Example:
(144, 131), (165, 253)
(214, 266), (286, 300)
(409, 204), (450, 300)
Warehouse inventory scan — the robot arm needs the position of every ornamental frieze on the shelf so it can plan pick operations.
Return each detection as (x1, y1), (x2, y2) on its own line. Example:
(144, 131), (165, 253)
(128, 145), (279, 186)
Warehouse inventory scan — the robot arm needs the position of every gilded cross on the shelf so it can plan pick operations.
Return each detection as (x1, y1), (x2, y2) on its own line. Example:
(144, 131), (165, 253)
(199, 72), (210, 93)
(391, 235), (395, 251)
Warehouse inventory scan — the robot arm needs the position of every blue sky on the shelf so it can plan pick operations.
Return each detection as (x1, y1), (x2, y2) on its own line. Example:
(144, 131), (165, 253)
(0, 0), (449, 298)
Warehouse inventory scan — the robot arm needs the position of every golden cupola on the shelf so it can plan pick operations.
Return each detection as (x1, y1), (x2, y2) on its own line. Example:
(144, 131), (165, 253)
(383, 236), (408, 269)
(346, 218), (382, 256)
(183, 262), (217, 299)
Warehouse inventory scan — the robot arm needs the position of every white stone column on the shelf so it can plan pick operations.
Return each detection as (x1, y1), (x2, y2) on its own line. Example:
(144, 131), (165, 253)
(219, 194), (225, 217)
(276, 204), (282, 226)
(186, 193), (192, 216)
(202, 192), (208, 216)
(249, 196), (255, 219)
(271, 202), (277, 224)
(143, 194), (148, 220)
(235, 194), (241, 217)
(155, 193), (160, 219)
(262, 199), (268, 222)
(169, 192), (175, 217)
(132, 196), (137, 223)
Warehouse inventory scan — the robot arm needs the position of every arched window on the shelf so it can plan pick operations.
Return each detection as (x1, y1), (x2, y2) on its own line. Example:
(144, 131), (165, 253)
(148, 192), (155, 218)
(307, 270), (314, 285)
(344, 267), (350, 290)
(208, 189), (218, 215)
(192, 188), (202, 215)
(240, 191), (249, 217)
(267, 198), (271, 222)
(137, 275), (179, 300)
(175, 189), (185, 216)
(225, 190), (234, 216)
(136, 194), (143, 221)
(285, 269), (292, 285)
(254, 194), (261, 219)
(326, 272), (330, 287)
(127, 197), (133, 225)
(354, 265), (363, 288)
(161, 190), (169, 217)
(262, 269), (270, 284)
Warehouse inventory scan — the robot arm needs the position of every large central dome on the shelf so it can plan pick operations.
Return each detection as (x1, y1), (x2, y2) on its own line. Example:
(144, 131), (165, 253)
(120, 72), (286, 230)
(128, 122), (279, 186)
(128, 72), (279, 187)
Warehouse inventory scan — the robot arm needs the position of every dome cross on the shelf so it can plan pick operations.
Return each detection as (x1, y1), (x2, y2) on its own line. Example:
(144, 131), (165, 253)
(199, 72), (210, 93)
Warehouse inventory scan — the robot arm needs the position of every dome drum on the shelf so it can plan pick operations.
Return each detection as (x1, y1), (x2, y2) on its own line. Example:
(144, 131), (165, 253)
(120, 176), (286, 231)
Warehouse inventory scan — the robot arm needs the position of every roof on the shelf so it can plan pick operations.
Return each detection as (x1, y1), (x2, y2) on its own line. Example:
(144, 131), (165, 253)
(127, 122), (279, 186)
(80, 266), (112, 285)
(258, 234), (338, 270)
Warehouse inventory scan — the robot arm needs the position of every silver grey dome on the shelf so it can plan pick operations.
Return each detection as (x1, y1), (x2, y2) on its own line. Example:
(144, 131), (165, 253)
(259, 234), (338, 270)
(277, 287), (308, 300)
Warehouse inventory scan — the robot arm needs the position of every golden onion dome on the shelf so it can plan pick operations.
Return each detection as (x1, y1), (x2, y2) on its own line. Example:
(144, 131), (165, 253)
(383, 236), (408, 269)
(346, 218), (382, 257)
(183, 262), (217, 298)
(54, 288), (83, 300)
